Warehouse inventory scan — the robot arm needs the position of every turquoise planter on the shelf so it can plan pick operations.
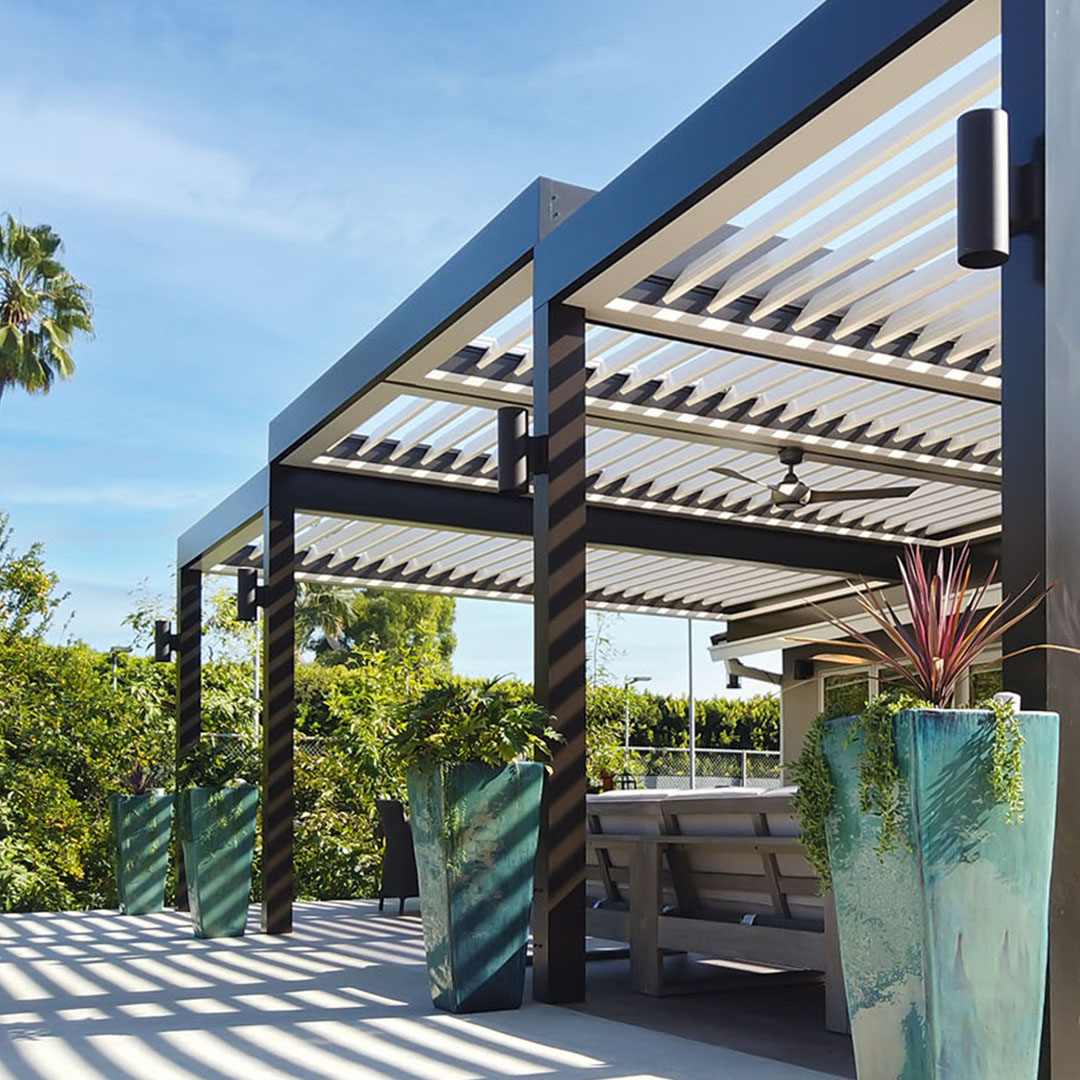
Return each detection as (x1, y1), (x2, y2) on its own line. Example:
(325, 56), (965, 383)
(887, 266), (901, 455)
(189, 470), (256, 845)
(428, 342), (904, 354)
(177, 785), (259, 939)
(822, 709), (1058, 1080)
(407, 761), (544, 1013)
(109, 792), (174, 915)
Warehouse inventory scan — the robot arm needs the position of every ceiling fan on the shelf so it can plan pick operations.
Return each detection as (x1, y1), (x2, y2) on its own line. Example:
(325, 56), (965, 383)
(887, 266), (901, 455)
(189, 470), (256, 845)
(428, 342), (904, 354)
(710, 448), (919, 511)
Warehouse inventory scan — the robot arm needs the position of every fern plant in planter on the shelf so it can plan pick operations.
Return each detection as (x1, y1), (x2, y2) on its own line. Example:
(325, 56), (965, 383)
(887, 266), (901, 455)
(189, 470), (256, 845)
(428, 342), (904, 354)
(385, 679), (561, 1013)
(789, 544), (1074, 1080)
(176, 739), (260, 939)
(109, 758), (173, 915)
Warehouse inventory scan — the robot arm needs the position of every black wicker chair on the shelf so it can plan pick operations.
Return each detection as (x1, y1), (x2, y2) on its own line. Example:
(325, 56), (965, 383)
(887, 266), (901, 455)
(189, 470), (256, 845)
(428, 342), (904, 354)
(376, 799), (419, 915)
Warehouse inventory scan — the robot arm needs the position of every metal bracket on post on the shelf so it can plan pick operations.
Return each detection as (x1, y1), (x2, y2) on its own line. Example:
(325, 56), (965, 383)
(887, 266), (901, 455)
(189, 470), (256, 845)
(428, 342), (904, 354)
(497, 406), (548, 494)
(236, 567), (266, 623)
(528, 433), (548, 477)
(154, 620), (181, 663)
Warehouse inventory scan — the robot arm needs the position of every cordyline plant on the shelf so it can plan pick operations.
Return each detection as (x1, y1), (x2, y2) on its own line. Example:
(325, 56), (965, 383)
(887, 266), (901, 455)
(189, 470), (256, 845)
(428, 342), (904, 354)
(787, 542), (1079, 890)
(121, 757), (159, 795)
(793, 542), (1076, 706)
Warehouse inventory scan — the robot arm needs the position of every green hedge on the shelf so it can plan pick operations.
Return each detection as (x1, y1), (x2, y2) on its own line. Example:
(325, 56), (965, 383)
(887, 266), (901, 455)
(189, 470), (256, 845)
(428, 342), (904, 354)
(0, 636), (778, 913)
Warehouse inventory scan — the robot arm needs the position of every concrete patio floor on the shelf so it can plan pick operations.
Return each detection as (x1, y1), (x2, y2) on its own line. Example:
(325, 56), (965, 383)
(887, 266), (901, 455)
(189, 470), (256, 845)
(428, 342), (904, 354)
(0, 901), (847, 1080)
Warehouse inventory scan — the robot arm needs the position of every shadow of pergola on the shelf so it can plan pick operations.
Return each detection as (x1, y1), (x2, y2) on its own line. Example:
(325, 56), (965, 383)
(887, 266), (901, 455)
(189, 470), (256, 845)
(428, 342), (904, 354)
(0, 900), (834, 1080)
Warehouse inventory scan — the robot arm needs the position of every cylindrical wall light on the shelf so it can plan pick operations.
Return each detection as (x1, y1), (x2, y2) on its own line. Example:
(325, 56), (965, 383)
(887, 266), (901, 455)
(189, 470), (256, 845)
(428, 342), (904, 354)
(497, 406), (529, 494)
(956, 107), (1010, 269)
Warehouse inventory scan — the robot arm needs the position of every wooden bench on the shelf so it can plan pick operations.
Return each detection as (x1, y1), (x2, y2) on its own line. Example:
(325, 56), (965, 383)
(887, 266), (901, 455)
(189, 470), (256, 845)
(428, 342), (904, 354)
(586, 788), (848, 1034)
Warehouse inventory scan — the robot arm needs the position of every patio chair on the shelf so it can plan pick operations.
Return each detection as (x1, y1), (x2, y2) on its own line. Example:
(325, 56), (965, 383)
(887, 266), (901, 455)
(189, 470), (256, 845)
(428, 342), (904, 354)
(376, 799), (419, 915)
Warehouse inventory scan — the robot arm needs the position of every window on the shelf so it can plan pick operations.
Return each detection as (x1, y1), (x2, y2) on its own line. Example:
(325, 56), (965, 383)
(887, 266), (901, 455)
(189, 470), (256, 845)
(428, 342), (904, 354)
(822, 671), (871, 717)
(970, 664), (1003, 703)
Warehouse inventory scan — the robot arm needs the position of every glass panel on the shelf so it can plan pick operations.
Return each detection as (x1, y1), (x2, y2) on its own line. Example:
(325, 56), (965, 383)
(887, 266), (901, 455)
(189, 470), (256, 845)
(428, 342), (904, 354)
(970, 664), (1004, 703)
(823, 671), (871, 717)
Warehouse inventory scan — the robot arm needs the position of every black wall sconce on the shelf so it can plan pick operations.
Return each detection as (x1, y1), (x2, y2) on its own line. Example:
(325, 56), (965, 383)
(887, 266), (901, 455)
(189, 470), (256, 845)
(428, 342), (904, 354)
(496, 406), (547, 495)
(153, 620), (179, 663)
(793, 658), (816, 682)
(726, 673), (742, 691)
(956, 107), (1043, 270)
(236, 567), (265, 623)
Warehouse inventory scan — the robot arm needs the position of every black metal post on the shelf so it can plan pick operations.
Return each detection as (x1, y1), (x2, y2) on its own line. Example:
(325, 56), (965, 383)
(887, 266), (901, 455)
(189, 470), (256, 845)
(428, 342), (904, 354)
(1001, 3), (1080, 1075)
(262, 471), (295, 934)
(174, 567), (202, 910)
(531, 299), (587, 1004)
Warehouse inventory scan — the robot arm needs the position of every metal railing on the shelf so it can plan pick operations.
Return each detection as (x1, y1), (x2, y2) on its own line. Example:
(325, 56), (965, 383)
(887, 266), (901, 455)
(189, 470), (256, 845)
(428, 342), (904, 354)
(622, 745), (783, 790)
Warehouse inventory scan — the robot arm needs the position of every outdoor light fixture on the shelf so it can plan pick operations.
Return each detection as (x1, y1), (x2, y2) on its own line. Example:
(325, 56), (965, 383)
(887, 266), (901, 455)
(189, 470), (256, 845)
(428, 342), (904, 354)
(153, 620), (179, 663)
(236, 567), (264, 623)
(496, 406), (547, 495)
(957, 109), (1010, 268)
(727, 673), (742, 690)
(622, 675), (652, 773)
(956, 107), (1043, 271)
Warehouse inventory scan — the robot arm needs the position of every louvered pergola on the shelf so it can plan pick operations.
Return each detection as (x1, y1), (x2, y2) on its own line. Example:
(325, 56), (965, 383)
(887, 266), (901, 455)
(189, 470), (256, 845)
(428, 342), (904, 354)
(175, 0), (1080, 1063)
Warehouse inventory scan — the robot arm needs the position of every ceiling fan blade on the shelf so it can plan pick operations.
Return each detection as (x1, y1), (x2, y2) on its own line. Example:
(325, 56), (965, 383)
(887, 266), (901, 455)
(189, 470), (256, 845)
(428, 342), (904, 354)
(807, 485), (919, 504)
(709, 465), (776, 492)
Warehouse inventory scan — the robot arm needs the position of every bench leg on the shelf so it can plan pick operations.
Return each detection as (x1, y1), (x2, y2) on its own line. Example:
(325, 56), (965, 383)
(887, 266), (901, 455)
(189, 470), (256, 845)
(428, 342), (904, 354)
(628, 841), (663, 996)
(823, 890), (850, 1034)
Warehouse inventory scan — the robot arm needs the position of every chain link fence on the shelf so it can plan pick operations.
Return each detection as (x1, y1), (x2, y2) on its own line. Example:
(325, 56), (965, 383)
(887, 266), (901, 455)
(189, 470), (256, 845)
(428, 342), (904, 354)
(201, 734), (780, 790)
(620, 746), (783, 789)
(201, 732), (329, 776)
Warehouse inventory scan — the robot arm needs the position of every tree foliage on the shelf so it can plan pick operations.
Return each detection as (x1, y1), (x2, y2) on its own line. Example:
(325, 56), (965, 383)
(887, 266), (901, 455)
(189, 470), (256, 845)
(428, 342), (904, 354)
(0, 513), (64, 641)
(0, 515), (778, 912)
(588, 683), (779, 752)
(302, 583), (456, 666)
(0, 216), (93, 407)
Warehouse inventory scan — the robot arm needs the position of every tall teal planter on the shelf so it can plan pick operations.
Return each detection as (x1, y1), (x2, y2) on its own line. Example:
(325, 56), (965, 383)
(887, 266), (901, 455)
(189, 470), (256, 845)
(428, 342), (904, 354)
(822, 709), (1059, 1080)
(109, 791), (173, 915)
(407, 761), (544, 1013)
(177, 785), (258, 939)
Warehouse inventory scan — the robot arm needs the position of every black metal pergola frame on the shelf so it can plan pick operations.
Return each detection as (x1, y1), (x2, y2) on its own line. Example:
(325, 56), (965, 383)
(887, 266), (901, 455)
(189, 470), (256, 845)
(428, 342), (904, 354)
(176, 1), (1080, 1070)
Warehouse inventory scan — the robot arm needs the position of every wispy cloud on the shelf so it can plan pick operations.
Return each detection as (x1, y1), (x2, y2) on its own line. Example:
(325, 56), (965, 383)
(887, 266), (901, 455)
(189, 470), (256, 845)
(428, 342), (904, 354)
(4, 482), (216, 511)
(0, 91), (344, 241)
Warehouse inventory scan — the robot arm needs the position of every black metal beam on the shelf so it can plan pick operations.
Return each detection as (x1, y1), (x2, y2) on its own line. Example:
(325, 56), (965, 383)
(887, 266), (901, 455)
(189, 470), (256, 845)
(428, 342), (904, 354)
(534, 0), (982, 305)
(586, 506), (905, 582)
(531, 300), (588, 1004)
(275, 465), (909, 582)
(174, 567), (201, 910)
(278, 466), (533, 535)
(718, 539), (1001, 645)
(1001, 4), (1080, 1075)
(261, 470), (295, 935)
(268, 179), (593, 464)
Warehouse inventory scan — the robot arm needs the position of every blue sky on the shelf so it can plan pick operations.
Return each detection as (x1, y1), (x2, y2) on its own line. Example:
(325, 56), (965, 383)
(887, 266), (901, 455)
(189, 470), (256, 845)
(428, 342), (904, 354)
(0, 0), (820, 696)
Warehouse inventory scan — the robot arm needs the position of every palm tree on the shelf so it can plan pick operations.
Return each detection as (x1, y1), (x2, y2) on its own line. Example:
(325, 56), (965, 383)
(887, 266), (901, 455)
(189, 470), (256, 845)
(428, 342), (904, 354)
(0, 215), (93, 412)
(295, 582), (355, 655)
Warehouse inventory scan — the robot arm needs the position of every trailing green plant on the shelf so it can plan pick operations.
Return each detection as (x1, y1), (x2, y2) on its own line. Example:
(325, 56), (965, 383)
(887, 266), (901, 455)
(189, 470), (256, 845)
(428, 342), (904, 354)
(386, 678), (562, 772)
(988, 694), (1024, 823)
(792, 692), (1026, 892)
(854, 691), (926, 859)
(790, 690), (928, 891)
(788, 712), (837, 891)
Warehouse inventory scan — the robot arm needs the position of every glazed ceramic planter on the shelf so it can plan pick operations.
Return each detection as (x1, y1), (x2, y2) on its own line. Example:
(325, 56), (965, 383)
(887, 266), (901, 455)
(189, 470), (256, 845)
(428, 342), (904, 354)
(109, 791), (174, 915)
(177, 785), (258, 939)
(407, 761), (544, 1013)
(822, 709), (1059, 1080)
